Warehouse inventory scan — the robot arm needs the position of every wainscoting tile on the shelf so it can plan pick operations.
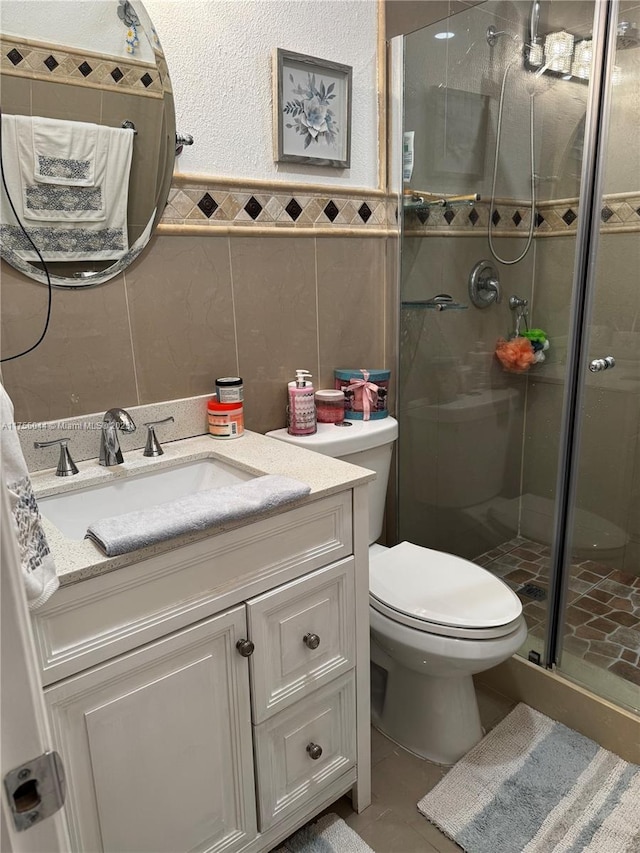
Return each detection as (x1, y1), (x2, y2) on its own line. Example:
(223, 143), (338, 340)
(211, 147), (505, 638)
(125, 235), (236, 403)
(0, 71), (31, 113)
(230, 236), (318, 434)
(0, 260), (138, 423)
(316, 238), (387, 391)
(30, 77), (102, 123)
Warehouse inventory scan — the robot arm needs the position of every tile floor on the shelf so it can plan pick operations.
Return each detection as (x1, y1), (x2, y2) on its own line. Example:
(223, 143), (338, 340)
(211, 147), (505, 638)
(475, 537), (640, 688)
(319, 684), (517, 853)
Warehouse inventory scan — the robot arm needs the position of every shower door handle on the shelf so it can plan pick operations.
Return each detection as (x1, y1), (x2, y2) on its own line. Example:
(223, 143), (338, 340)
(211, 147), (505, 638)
(588, 356), (616, 372)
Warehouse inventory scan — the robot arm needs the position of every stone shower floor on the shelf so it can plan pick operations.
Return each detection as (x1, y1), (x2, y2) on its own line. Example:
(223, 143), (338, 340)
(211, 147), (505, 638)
(475, 537), (640, 689)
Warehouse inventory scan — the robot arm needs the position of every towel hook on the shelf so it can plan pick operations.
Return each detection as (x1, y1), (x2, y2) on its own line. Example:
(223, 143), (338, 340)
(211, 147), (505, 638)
(121, 120), (137, 134)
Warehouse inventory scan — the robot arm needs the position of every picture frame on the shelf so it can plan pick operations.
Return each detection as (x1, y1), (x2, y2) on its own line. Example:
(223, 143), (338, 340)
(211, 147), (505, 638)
(274, 48), (352, 168)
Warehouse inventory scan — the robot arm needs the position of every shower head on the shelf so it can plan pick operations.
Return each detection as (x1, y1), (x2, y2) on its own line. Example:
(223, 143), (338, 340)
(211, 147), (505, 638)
(617, 21), (640, 49)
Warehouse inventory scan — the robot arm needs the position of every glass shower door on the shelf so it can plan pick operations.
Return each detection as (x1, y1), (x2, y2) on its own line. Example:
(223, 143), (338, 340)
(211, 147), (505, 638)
(395, 0), (640, 711)
(396, 0), (597, 668)
(555, 4), (640, 711)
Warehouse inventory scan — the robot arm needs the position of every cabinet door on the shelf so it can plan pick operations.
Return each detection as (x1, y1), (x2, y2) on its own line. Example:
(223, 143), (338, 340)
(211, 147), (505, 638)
(44, 606), (257, 853)
(247, 558), (355, 723)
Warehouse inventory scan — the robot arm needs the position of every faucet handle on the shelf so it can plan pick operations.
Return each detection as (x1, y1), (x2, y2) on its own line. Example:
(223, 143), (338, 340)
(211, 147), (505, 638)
(143, 416), (174, 457)
(34, 437), (79, 477)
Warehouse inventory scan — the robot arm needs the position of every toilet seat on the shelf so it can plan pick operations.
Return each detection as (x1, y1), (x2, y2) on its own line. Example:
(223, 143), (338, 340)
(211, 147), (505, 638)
(370, 541), (523, 640)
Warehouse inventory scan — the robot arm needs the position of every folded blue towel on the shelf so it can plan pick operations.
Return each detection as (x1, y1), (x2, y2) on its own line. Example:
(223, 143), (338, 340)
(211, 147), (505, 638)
(85, 474), (311, 556)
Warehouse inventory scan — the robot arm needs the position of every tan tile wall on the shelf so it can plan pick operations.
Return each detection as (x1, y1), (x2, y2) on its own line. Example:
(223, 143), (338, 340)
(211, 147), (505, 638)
(1, 233), (391, 435)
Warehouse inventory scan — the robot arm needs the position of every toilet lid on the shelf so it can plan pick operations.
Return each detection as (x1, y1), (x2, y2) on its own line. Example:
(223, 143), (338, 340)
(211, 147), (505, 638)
(369, 541), (522, 629)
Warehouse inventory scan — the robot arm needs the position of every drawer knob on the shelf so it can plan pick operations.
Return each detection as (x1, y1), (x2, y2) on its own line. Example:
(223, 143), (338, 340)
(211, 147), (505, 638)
(236, 639), (255, 657)
(303, 633), (321, 650)
(306, 742), (323, 760)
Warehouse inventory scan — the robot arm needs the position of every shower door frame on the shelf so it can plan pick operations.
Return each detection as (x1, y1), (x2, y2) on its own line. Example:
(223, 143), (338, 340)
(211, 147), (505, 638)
(543, 0), (621, 670)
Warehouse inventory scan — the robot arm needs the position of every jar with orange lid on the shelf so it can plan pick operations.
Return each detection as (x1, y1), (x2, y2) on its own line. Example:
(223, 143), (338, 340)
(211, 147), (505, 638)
(207, 399), (244, 439)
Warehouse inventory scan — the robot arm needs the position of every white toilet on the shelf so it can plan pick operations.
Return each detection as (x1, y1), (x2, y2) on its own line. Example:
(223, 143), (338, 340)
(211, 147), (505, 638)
(266, 416), (527, 765)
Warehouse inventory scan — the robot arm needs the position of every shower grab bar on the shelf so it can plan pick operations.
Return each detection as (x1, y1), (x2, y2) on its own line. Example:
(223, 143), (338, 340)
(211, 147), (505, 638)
(402, 294), (468, 311)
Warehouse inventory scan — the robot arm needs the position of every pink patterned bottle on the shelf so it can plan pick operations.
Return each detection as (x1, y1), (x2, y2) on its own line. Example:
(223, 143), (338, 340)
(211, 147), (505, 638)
(287, 370), (316, 436)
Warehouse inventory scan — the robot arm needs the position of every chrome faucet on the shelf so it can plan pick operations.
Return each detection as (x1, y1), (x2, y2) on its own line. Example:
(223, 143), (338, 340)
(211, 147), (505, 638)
(99, 408), (137, 466)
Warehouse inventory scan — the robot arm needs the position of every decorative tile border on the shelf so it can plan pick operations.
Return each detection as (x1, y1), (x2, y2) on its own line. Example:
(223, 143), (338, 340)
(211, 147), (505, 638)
(163, 184), (635, 239)
(158, 175), (395, 234)
(404, 192), (640, 237)
(158, 180), (640, 238)
(1, 33), (168, 98)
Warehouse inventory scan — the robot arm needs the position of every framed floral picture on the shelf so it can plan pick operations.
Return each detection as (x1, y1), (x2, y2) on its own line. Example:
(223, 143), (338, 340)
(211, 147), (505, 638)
(274, 49), (352, 168)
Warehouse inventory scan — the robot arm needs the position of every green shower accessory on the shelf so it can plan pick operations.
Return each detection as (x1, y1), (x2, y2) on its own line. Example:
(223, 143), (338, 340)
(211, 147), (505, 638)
(521, 328), (550, 363)
(521, 328), (547, 344)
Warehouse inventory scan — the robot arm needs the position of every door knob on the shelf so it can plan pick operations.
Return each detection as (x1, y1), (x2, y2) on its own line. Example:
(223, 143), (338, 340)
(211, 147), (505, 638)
(589, 356), (616, 372)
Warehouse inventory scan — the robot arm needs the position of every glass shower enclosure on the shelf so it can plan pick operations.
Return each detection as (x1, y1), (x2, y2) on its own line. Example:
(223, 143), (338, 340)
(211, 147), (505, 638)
(394, 0), (639, 712)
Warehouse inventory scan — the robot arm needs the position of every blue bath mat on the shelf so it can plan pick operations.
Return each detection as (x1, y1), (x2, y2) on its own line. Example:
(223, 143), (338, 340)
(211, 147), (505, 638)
(272, 813), (374, 852)
(418, 703), (640, 853)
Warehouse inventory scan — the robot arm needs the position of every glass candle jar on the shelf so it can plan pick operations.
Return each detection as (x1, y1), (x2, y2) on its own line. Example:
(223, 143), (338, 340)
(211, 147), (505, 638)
(315, 389), (345, 424)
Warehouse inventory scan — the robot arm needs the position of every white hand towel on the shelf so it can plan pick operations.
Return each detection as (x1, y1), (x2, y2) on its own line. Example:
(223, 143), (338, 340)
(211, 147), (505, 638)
(0, 384), (59, 610)
(1, 114), (134, 260)
(31, 115), (100, 186)
(86, 475), (312, 557)
(22, 115), (108, 220)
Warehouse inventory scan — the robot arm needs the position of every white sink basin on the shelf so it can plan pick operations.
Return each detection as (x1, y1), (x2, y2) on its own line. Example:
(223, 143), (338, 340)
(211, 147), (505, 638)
(38, 458), (256, 541)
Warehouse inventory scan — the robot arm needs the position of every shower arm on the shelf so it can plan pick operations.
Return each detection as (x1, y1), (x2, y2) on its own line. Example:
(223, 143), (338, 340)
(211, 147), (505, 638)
(530, 0), (540, 45)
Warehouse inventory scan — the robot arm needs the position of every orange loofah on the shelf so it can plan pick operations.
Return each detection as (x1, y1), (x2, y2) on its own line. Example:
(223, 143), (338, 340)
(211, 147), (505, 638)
(495, 336), (535, 373)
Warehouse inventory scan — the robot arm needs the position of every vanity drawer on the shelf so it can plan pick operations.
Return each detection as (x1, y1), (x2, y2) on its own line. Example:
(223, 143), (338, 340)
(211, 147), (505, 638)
(33, 491), (352, 685)
(247, 558), (355, 723)
(253, 672), (355, 832)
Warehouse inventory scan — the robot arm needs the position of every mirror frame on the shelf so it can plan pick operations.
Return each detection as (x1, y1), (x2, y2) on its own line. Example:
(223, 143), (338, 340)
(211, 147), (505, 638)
(0, 0), (175, 287)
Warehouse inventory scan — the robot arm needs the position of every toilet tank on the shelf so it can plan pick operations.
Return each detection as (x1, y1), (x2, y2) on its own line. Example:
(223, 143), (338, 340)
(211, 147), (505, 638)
(266, 417), (398, 544)
(406, 389), (518, 508)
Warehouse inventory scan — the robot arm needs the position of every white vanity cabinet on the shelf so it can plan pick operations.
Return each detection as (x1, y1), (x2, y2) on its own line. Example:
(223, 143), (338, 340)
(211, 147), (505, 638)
(44, 606), (257, 853)
(32, 487), (371, 853)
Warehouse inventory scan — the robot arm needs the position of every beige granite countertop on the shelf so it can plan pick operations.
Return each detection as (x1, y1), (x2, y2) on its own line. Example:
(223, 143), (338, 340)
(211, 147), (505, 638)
(32, 430), (375, 586)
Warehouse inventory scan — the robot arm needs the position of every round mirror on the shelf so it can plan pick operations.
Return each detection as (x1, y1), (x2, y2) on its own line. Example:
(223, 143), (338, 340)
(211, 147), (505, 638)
(0, 0), (175, 287)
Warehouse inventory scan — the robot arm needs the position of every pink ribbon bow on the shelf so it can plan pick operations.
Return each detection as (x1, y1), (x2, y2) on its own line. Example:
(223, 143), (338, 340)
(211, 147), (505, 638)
(347, 369), (379, 420)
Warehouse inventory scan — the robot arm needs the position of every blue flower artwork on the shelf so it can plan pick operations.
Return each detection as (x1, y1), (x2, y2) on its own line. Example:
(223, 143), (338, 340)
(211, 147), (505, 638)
(276, 50), (351, 167)
(283, 72), (339, 150)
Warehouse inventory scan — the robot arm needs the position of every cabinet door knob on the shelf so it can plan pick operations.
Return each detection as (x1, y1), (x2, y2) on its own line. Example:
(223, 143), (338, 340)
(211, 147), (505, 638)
(303, 633), (320, 650)
(236, 639), (254, 657)
(306, 742), (323, 760)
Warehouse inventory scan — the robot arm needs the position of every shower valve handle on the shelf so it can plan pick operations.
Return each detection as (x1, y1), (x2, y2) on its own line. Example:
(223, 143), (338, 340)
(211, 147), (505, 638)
(484, 277), (502, 303)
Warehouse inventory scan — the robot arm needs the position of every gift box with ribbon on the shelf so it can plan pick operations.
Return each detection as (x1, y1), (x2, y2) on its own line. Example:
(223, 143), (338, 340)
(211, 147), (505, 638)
(334, 368), (390, 420)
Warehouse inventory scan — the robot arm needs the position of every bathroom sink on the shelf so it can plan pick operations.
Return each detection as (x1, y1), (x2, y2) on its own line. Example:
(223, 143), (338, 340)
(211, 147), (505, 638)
(38, 458), (256, 541)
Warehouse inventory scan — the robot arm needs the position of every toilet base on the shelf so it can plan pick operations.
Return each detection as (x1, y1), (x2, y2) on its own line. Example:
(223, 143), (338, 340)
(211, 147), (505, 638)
(371, 634), (483, 764)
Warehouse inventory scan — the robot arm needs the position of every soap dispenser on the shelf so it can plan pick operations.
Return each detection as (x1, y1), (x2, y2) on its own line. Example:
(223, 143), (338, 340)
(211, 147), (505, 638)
(287, 370), (316, 436)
